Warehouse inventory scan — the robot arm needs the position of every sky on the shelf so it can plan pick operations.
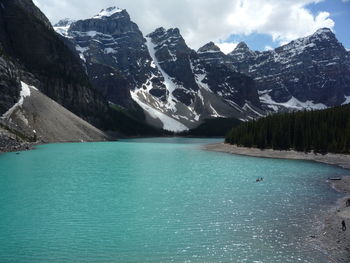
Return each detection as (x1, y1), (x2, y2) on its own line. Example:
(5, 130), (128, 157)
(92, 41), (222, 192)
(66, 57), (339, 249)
(34, 0), (350, 53)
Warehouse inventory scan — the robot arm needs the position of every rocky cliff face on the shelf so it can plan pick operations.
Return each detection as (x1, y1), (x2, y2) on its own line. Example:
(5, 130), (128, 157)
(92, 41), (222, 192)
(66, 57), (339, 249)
(65, 7), (155, 109)
(0, 50), (21, 115)
(229, 28), (350, 111)
(0, 0), (109, 126)
(55, 8), (263, 131)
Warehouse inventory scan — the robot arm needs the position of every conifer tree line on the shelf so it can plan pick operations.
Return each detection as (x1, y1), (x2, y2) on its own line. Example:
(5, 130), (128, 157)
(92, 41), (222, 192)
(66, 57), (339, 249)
(225, 104), (350, 154)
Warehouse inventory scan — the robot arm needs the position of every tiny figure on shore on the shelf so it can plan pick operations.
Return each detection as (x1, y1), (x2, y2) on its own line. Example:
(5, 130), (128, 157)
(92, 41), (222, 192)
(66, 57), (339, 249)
(342, 220), (346, 231)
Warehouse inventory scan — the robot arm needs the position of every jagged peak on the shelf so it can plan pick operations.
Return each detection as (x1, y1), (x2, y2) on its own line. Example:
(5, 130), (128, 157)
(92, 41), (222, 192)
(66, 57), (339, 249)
(276, 27), (340, 54)
(235, 42), (250, 51)
(314, 27), (333, 36)
(156, 27), (166, 32)
(167, 28), (180, 35)
(148, 27), (166, 36)
(54, 18), (75, 28)
(147, 27), (182, 39)
(229, 41), (256, 57)
(198, 42), (221, 53)
(309, 27), (337, 42)
(93, 6), (125, 19)
(54, 18), (75, 36)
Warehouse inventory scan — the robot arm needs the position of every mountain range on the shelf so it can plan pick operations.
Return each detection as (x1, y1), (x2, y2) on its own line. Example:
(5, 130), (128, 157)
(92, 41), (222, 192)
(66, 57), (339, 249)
(0, 1), (349, 148)
(54, 6), (350, 131)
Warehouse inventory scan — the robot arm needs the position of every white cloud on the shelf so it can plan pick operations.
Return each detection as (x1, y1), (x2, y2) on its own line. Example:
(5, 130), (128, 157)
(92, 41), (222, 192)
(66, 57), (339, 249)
(216, 42), (238, 54)
(34, 0), (335, 49)
(264, 45), (273, 51)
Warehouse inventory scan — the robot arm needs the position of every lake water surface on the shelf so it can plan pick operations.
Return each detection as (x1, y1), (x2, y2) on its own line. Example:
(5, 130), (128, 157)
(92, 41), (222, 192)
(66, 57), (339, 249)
(0, 138), (347, 262)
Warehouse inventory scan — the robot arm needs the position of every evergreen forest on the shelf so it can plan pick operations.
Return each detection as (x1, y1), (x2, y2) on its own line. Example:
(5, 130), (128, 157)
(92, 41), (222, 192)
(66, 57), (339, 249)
(225, 104), (350, 154)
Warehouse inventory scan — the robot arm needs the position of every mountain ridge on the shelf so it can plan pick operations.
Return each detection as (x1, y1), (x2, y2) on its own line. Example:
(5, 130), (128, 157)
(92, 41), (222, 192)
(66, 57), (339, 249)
(54, 7), (350, 130)
(55, 9), (264, 131)
(228, 27), (350, 110)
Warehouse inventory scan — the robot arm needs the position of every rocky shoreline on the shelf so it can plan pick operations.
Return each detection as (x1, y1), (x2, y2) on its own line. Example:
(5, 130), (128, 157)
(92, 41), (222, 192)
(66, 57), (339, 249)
(317, 177), (350, 263)
(204, 143), (350, 262)
(0, 133), (33, 153)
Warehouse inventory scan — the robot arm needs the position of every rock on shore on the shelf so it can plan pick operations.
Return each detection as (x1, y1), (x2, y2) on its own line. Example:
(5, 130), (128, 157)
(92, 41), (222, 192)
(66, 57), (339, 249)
(0, 129), (31, 153)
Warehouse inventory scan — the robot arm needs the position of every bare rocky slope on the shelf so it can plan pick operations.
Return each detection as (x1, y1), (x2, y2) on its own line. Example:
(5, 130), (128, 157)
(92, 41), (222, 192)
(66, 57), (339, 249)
(0, 82), (110, 152)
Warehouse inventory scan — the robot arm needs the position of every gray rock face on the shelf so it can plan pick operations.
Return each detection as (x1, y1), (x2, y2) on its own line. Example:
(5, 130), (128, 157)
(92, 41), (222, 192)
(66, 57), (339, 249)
(146, 27), (199, 106)
(0, 129), (31, 153)
(0, 53), (21, 115)
(66, 7), (160, 109)
(229, 42), (257, 63)
(56, 8), (263, 131)
(1, 0), (52, 30)
(229, 28), (350, 111)
(197, 42), (231, 66)
(0, 0), (109, 127)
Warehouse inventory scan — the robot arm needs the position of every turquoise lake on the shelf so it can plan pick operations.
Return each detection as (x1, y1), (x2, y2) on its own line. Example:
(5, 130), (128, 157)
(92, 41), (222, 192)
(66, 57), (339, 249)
(0, 138), (348, 263)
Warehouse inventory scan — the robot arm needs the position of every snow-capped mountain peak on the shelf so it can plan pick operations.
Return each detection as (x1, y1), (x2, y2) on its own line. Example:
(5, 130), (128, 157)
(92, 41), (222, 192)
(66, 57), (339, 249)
(197, 42), (222, 54)
(230, 42), (255, 55)
(153, 27), (167, 34)
(93, 6), (124, 19)
(235, 41), (250, 50)
(53, 6), (350, 131)
(229, 41), (256, 62)
(54, 18), (74, 27)
(197, 42), (230, 66)
(314, 27), (333, 36)
(309, 27), (338, 43)
(230, 27), (350, 111)
(54, 18), (75, 37)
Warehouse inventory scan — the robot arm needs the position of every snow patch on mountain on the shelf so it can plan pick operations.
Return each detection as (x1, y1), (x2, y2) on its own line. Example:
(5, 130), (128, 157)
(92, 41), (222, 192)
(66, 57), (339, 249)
(343, 96), (350, 105)
(243, 103), (264, 117)
(93, 7), (124, 19)
(53, 19), (75, 37)
(260, 93), (327, 111)
(2, 81), (32, 119)
(146, 37), (179, 111)
(75, 45), (89, 62)
(131, 91), (188, 132)
(209, 104), (224, 118)
(190, 61), (211, 92)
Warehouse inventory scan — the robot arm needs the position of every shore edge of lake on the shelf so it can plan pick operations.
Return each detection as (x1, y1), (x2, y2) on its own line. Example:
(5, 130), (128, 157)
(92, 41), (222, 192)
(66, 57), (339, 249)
(204, 143), (350, 263)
